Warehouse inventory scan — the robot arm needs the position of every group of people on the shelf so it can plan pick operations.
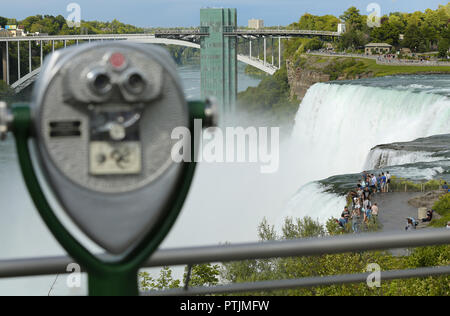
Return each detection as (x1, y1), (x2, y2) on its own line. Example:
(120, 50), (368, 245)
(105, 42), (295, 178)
(337, 172), (386, 232)
(359, 171), (391, 194)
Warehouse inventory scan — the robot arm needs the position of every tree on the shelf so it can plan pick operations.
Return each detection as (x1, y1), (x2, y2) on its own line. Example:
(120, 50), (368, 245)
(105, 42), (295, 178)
(338, 29), (368, 50)
(340, 6), (364, 31)
(183, 264), (221, 287)
(0, 16), (8, 28)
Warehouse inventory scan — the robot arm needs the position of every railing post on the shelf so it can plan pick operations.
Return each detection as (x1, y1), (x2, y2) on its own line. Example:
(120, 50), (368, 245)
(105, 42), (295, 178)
(17, 41), (20, 80)
(40, 41), (43, 66)
(1, 42), (6, 83)
(6, 41), (9, 85)
(263, 37), (266, 66)
(279, 37), (281, 69)
(271, 37), (274, 66)
(29, 41), (32, 74)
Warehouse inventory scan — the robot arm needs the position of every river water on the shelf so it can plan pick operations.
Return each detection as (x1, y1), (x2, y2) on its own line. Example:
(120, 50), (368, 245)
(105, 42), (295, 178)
(1, 65), (449, 295)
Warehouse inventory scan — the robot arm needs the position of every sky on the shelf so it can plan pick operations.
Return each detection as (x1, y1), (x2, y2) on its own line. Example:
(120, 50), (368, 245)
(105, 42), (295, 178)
(0, 0), (447, 27)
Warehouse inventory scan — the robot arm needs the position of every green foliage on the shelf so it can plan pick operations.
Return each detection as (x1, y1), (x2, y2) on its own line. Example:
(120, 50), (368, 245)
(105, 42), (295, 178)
(0, 80), (13, 98)
(430, 193), (450, 228)
(244, 65), (267, 78)
(139, 263), (221, 291)
(237, 65), (299, 126)
(0, 16), (8, 28)
(304, 38), (324, 51)
(323, 58), (368, 80)
(289, 13), (340, 32)
(340, 7), (365, 31)
(165, 45), (200, 65)
(282, 217), (326, 239)
(406, 245), (450, 268)
(184, 264), (221, 287)
(139, 266), (181, 291)
(438, 39), (450, 58)
(337, 28), (369, 51)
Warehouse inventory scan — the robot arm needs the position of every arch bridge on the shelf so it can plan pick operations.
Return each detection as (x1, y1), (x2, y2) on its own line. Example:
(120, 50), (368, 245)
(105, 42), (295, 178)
(0, 8), (341, 111)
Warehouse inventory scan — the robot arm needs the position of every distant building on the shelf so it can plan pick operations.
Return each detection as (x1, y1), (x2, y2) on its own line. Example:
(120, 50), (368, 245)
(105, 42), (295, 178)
(6, 25), (26, 37)
(400, 48), (412, 56)
(365, 43), (392, 55)
(248, 19), (264, 29)
(337, 23), (346, 34)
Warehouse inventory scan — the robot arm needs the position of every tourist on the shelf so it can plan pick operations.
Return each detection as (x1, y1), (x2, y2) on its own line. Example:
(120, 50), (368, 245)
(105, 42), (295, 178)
(370, 174), (377, 193)
(386, 171), (391, 192)
(447, 221), (450, 229)
(338, 216), (347, 228)
(363, 187), (371, 201)
(405, 218), (415, 231)
(443, 182), (449, 193)
(363, 197), (370, 210)
(364, 205), (372, 223)
(351, 207), (360, 233)
(371, 203), (379, 220)
(341, 207), (351, 223)
(421, 209), (433, 223)
(381, 173), (387, 192)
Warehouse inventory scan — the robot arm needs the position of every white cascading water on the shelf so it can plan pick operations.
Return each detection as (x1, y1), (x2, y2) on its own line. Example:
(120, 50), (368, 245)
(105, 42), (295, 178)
(364, 148), (442, 170)
(283, 82), (450, 224)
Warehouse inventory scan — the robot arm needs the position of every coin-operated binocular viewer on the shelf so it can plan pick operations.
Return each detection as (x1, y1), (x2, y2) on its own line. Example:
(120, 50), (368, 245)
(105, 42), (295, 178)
(0, 42), (217, 295)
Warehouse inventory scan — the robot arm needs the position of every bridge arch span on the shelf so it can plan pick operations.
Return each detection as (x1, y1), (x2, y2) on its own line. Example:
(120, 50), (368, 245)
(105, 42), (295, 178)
(11, 37), (275, 93)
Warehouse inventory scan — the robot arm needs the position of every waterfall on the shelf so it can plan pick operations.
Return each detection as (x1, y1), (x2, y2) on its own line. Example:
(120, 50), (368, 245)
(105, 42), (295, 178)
(364, 148), (441, 170)
(285, 82), (450, 223)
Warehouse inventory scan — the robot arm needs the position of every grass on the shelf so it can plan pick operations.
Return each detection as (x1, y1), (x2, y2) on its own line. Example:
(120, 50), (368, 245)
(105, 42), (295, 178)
(304, 54), (450, 78)
(366, 59), (450, 77)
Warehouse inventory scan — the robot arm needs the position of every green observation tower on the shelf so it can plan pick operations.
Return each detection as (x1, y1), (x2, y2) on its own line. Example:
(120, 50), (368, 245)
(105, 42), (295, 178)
(200, 8), (237, 114)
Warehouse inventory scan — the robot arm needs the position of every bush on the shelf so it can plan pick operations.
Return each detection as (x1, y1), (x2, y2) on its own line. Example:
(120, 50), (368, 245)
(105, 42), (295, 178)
(430, 193), (450, 228)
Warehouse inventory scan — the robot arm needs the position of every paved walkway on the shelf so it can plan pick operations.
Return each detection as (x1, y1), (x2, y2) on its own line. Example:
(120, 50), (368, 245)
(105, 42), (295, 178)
(373, 192), (421, 232)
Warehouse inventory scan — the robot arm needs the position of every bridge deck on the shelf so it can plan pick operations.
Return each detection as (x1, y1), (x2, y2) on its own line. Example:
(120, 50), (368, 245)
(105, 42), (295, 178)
(0, 29), (340, 43)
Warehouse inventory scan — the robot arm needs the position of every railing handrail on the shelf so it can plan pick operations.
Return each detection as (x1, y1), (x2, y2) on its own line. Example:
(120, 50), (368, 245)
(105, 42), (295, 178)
(0, 228), (448, 279)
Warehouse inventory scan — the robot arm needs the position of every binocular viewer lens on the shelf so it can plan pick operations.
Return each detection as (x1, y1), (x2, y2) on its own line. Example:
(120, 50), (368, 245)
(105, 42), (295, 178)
(88, 70), (112, 95)
(125, 72), (146, 94)
(87, 69), (147, 97)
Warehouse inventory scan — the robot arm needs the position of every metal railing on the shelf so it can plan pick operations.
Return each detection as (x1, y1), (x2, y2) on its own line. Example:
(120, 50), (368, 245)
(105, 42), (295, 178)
(0, 229), (449, 294)
(145, 265), (450, 296)
(231, 29), (341, 37)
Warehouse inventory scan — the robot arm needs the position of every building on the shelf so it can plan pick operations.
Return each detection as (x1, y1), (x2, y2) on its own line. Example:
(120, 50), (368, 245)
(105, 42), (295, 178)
(337, 23), (346, 34)
(248, 19), (264, 30)
(365, 43), (393, 55)
(5, 25), (26, 37)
